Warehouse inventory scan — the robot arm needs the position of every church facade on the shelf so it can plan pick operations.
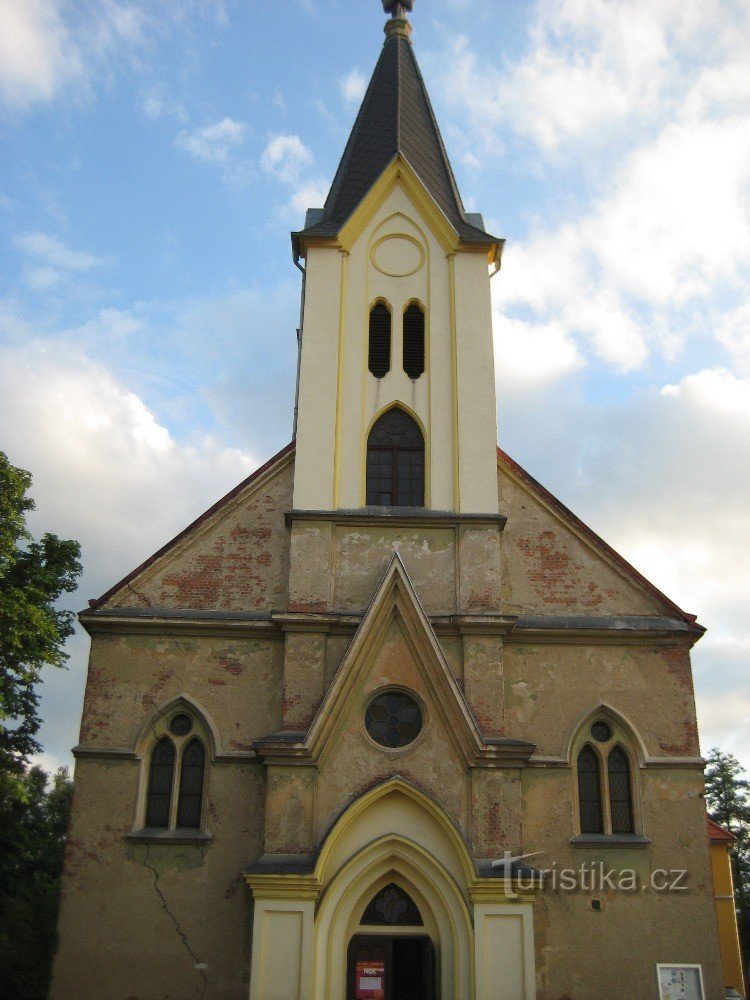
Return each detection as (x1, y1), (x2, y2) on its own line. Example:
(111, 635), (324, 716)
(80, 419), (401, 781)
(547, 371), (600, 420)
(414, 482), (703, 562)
(52, 6), (726, 999)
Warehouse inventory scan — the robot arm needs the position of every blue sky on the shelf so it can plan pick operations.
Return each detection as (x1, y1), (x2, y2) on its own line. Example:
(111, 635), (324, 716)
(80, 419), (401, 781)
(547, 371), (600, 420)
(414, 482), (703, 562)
(1, 0), (749, 773)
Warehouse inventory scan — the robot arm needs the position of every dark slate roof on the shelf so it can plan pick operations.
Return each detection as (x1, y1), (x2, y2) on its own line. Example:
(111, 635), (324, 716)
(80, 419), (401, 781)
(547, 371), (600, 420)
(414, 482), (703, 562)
(293, 27), (498, 253)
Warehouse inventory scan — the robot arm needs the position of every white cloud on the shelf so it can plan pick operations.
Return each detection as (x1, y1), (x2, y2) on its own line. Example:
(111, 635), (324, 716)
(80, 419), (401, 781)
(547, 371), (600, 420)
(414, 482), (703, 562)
(261, 133), (314, 184)
(16, 231), (106, 271)
(0, 0), (153, 111)
(0, 0), (78, 107)
(141, 88), (188, 123)
(340, 69), (366, 105)
(176, 117), (246, 163)
(0, 338), (256, 591)
(494, 316), (583, 385)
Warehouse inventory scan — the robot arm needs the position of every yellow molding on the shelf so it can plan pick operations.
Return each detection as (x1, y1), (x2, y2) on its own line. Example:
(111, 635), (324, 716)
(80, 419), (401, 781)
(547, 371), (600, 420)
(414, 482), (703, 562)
(448, 253), (460, 511)
(332, 249), (350, 507)
(243, 873), (322, 900)
(370, 232), (425, 277)
(339, 156), (460, 255)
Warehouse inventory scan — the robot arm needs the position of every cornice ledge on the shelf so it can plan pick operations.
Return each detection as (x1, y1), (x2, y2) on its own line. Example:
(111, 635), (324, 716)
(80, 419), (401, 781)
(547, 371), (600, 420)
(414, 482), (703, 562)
(452, 614), (517, 636)
(79, 607), (280, 638)
(508, 614), (703, 646)
(472, 737), (537, 769)
(285, 508), (507, 529)
(73, 745), (138, 761)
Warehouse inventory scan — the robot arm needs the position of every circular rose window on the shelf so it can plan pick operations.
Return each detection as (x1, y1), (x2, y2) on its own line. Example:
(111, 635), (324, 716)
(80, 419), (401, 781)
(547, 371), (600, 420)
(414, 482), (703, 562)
(365, 691), (423, 748)
(591, 721), (612, 743)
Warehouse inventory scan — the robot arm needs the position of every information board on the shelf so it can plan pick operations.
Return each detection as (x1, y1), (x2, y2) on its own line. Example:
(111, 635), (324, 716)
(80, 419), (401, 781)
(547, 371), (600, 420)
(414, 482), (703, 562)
(355, 959), (385, 1000)
(657, 965), (705, 1000)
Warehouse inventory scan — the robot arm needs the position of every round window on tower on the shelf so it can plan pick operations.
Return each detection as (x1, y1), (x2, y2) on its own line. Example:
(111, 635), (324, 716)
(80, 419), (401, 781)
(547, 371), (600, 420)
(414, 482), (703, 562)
(365, 690), (423, 749)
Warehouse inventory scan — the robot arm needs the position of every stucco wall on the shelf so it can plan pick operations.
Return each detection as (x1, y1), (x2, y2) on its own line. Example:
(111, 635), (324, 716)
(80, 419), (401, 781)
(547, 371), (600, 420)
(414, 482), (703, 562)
(52, 756), (264, 1000)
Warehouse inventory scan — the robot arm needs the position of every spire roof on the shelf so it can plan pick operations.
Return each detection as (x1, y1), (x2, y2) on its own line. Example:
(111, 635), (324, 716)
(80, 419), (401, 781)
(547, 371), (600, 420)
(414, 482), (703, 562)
(293, 19), (498, 255)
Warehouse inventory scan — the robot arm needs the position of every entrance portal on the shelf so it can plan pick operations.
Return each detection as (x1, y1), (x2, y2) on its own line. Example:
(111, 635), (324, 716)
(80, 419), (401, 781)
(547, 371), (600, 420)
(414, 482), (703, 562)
(347, 934), (436, 1000)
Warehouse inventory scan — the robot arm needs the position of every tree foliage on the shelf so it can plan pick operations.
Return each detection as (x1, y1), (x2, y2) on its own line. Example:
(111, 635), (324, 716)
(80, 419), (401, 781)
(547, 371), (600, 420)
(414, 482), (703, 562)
(0, 766), (73, 999)
(705, 747), (750, 960)
(0, 452), (82, 998)
(0, 451), (81, 787)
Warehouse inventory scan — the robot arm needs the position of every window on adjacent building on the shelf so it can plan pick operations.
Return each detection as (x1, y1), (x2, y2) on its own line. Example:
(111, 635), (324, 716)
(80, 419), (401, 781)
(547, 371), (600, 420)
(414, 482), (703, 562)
(143, 711), (207, 831)
(368, 302), (391, 378)
(366, 408), (424, 507)
(402, 303), (425, 379)
(576, 721), (636, 836)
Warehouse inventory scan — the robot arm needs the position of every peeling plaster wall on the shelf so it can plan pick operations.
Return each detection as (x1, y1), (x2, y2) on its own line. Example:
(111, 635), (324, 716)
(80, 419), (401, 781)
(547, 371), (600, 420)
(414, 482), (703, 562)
(504, 641), (700, 758)
(80, 634), (283, 754)
(51, 757), (264, 1000)
(101, 459), (293, 613)
(499, 465), (667, 616)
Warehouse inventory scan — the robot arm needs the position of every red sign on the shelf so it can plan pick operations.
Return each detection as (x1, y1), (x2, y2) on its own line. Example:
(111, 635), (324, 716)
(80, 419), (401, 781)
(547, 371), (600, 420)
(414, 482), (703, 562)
(356, 960), (385, 1000)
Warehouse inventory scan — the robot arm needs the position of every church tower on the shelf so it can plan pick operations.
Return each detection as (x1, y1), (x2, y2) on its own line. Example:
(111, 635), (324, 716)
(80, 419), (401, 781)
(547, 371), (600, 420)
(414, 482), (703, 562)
(292, 7), (502, 514)
(51, 4), (728, 1000)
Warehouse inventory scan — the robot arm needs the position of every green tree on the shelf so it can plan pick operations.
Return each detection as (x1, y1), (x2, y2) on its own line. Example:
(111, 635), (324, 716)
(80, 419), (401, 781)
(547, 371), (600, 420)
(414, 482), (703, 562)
(0, 451), (81, 998)
(0, 451), (81, 785)
(0, 766), (73, 999)
(705, 747), (750, 961)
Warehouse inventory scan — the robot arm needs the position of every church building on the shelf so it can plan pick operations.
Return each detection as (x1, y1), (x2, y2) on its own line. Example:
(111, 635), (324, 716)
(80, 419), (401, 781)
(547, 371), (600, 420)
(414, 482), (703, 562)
(53, 3), (727, 998)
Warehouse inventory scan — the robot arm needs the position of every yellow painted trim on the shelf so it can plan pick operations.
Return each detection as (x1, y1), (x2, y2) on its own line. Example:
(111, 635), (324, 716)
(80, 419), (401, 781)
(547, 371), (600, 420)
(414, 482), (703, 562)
(339, 156), (460, 255)
(448, 253), (460, 511)
(332, 249), (350, 508)
(243, 873), (322, 900)
(315, 777), (474, 890)
(370, 232), (425, 277)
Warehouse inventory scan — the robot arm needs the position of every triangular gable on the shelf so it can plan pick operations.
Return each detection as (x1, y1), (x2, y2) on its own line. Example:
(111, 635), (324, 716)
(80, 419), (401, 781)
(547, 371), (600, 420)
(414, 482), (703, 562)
(497, 447), (700, 627)
(85, 440), (295, 614)
(256, 553), (535, 768)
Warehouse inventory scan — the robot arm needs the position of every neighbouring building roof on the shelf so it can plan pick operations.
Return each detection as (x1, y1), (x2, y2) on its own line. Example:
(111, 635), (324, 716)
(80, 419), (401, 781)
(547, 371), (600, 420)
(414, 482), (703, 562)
(293, 23), (498, 252)
(708, 817), (736, 843)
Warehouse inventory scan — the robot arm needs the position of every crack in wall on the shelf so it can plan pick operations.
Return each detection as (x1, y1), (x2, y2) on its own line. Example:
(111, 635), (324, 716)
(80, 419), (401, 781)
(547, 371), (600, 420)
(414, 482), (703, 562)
(143, 846), (208, 1000)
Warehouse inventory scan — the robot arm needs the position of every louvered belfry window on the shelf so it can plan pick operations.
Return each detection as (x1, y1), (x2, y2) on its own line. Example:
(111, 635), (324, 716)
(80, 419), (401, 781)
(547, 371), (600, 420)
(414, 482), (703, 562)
(146, 737), (175, 828)
(577, 744), (603, 834)
(608, 745), (634, 834)
(403, 303), (425, 378)
(177, 738), (206, 829)
(366, 408), (424, 507)
(368, 302), (391, 378)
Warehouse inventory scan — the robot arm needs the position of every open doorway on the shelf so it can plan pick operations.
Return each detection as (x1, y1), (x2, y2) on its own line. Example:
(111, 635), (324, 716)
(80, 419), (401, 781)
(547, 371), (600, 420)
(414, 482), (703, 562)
(347, 933), (436, 1000)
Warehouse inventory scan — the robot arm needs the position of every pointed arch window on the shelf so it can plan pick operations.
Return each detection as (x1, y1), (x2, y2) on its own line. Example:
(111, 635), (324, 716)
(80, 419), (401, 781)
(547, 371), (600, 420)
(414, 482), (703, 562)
(369, 302), (392, 378)
(361, 883), (424, 926)
(138, 709), (209, 837)
(575, 719), (639, 839)
(403, 303), (425, 379)
(366, 408), (424, 507)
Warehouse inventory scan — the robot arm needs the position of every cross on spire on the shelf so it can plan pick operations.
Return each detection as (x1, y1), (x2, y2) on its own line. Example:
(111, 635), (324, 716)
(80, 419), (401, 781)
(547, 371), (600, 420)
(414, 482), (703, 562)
(382, 0), (413, 20)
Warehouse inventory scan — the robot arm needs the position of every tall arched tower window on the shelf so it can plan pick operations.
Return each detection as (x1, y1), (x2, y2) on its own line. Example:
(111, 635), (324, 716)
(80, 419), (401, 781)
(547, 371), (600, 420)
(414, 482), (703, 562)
(403, 303), (425, 379)
(368, 302), (392, 378)
(366, 409), (424, 507)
